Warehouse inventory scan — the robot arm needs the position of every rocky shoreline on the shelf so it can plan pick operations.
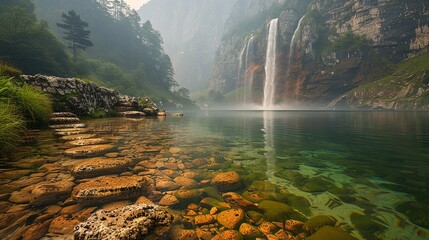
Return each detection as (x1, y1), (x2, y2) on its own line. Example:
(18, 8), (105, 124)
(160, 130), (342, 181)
(0, 113), (360, 240)
(18, 74), (160, 116)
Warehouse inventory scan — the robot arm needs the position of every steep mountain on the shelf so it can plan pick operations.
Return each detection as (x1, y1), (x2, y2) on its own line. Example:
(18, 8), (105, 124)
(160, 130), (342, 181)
(208, 0), (429, 109)
(138, 0), (237, 90)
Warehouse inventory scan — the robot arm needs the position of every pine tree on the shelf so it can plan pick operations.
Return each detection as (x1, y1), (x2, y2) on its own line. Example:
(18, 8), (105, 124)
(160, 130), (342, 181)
(56, 10), (93, 62)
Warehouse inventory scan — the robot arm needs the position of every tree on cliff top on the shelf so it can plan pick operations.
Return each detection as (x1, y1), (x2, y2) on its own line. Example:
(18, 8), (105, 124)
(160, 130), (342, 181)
(57, 10), (93, 62)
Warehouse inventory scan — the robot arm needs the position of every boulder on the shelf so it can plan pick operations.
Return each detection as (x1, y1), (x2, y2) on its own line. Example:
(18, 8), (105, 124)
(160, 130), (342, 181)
(64, 144), (115, 158)
(72, 176), (149, 205)
(213, 230), (243, 240)
(199, 197), (230, 212)
(217, 208), (245, 230)
(194, 214), (215, 225)
(259, 200), (305, 222)
(121, 111), (145, 118)
(74, 204), (172, 240)
(211, 171), (241, 192)
(174, 176), (198, 188)
(158, 194), (180, 206)
(71, 158), (132, 178)
(170, 226), (198, 240)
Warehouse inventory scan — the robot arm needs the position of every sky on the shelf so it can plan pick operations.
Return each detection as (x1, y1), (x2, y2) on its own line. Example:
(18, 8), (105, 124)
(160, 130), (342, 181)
(124, 0), (150, 9)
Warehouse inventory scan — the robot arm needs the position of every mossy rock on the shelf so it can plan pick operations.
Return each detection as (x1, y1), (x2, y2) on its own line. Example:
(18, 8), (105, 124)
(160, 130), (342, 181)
(174, 189), (201, 205)
(239, 223), (264, 239)
(350, 212), (386, 239)
(277, 193), (312, 216)
(396, 201), (429, 228)
(199, 197), (230, 212)
(258, 200), (305, 222)
(295, 177), (334, 193)
(247, 180), (277, 192)
(242, 191), (274, 203)
(303, 215), (337, 234)
(201, 187), (223, 201)
(275, 159), (300, 169)
(246, 211), (264, 225)
(274, 170), (305, 182)
(306, 226), (357, 240)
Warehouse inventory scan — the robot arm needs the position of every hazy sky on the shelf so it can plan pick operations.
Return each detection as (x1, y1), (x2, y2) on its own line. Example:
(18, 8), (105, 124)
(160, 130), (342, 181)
(124, 0), (150, 9)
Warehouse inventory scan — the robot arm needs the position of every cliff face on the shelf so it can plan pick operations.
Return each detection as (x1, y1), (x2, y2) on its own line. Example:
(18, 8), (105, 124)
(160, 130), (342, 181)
(138, 0), (237, 91)
(208, 0), (429, 108)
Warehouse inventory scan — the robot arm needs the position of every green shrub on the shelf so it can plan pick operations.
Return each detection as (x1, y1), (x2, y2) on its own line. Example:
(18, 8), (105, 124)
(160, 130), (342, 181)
(0, 103), (25, 156)
(327, 31), (372, 52)
(0, 64), (22, 77)
(0, 76), (52, 126)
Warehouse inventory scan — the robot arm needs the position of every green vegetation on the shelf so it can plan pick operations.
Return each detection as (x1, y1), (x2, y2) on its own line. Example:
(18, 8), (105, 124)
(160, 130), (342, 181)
(327, 31), (373, 52)
(0, 71), (53, 155)
(346, 52), (429, 106)
(57, 10), (93, 62)
(0, 64), (22, 77)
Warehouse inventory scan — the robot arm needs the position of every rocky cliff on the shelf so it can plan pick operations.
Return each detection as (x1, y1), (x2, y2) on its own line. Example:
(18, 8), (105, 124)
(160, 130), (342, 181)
(19, 75), (159, 116)
(208, 0), (429, 108)
(138, 0), (237, 91)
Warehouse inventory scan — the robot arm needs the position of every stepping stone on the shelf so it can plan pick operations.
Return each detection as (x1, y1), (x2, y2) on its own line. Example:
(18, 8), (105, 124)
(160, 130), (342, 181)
(120, 111), (146, 118)
(55, 128), (88, 136)
(71, 158), (132, 178)
(72, 176), (149, 205)
(51, 112), (77, 118)
(61, 134), (96, 141)
(49, 123), (86, 129)
(49, 117), (80, 124)
(67, 138), (108, 146)
(64, 144), (115, 158)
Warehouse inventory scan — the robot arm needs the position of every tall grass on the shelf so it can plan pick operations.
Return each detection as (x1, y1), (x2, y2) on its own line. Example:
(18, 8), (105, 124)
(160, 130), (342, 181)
(0, 103), (25, 156)
(0, 74), (53, 156)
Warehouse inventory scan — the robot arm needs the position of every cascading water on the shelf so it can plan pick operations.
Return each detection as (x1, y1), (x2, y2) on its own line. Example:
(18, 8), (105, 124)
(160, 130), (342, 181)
(289, 15), (305, 62)
(263, 18), (279, 109)
(243, 35), (255, 103)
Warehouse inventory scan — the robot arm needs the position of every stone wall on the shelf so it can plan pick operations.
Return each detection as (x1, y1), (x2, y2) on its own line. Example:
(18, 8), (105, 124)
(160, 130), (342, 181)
(19, 74), (158, 116)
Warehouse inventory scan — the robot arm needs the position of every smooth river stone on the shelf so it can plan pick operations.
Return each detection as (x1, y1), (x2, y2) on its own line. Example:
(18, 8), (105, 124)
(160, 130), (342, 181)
(61, 134), (96, 141)
(71, 158), (132, 178)
(51, 112), (77, 118)
(64, 144), (115, 157)
(72, 176), (149, 205)
(74, 204), (172, 240)
(55, 128), (88, 136)
(67, 138), (109, 146)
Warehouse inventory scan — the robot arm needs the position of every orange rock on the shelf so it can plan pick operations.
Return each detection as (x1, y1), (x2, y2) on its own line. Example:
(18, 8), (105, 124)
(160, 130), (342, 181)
(217, 208), (245, 230)
(211, 171), (241, 192)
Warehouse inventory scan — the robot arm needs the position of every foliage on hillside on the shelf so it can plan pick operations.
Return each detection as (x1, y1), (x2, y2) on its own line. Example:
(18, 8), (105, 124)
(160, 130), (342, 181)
(0, 0), (195, 109)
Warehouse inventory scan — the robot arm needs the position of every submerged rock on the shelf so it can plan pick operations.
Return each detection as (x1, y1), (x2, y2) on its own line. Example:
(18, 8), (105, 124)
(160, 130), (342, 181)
(217, 208), (245, 230)
(303, 215), (337, 234)
(239, 223), (264, 239)
(64, 144), (115, 157)
(60, 134), (96, 141)
(211, 171), (242, 192)
(72, 176), (149, 205)
(71, 158), (132, 178)
(306, 226), (357, 240)
(258, 200), (305, 222)
(222, 192), (260, 211)
(74, 204), (172, 240)
(30, 180), (75, 206)
(49, 117), (80, 125)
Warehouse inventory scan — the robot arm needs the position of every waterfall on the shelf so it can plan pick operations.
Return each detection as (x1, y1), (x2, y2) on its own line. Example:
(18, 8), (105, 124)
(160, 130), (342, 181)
(289, 15), (305, 60)
(237, 43), (247, 103)
(243, 35), (255, 103)
(263, 18), (279, 109)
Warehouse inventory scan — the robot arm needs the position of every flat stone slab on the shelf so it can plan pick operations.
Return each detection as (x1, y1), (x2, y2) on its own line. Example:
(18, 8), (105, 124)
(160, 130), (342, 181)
(49, 123), (86, 129)
(61, 134), (96, 141)
(71, 158), (132, 178)
(64, 144), (115, 157)
(55, 128), (89, 136)
(67, 138), (109, 146)
(74, 204), (172, 240)
(72, 176), (149, 205)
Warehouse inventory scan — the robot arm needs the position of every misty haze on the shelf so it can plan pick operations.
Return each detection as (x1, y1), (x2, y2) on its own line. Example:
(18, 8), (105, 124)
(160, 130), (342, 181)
(1, 0), (429, 240)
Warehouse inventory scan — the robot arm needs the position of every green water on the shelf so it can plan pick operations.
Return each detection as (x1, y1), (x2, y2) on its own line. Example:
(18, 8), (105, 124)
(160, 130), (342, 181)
(1, 111), (429, 239)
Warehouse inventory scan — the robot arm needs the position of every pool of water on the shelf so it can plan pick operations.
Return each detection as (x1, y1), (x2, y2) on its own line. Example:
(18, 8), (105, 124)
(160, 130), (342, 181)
(1, 111), (428, 239)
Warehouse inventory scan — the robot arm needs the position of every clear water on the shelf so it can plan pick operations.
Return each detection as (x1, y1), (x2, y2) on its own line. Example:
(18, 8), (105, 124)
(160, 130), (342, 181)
(1, 111), (428, 239)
